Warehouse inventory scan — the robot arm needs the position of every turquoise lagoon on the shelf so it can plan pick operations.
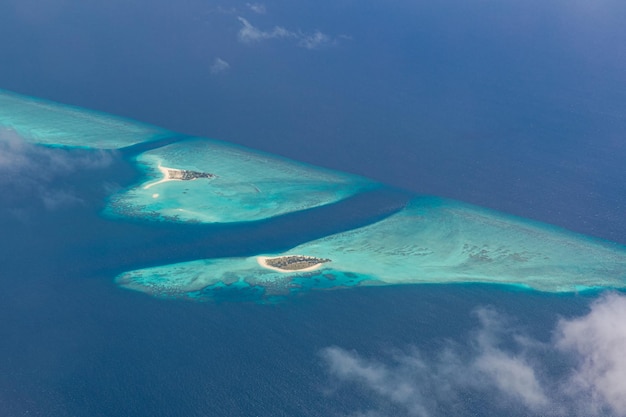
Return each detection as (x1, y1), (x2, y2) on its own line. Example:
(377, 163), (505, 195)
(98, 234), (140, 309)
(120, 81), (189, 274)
(117, 197), (626, 298)
(0, 89), (170, 149)
(104, 138), (378, 223)
(0, 90), (377, 224)
(3, 89), (626, 300)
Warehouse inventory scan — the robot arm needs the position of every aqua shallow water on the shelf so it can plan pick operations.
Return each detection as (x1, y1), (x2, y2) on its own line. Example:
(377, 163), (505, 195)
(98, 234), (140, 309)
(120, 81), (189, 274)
(1, 83), (625, 415)
(105, 137), (378, 224)
(2, 88), (625, 301)
(116, 196), (626, 299)
(3, 0), (626, 413)
(0, 89), (171, 149)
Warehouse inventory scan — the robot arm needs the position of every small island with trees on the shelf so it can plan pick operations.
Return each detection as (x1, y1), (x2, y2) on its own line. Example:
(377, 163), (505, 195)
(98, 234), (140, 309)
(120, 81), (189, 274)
(257, 255), (331, 272)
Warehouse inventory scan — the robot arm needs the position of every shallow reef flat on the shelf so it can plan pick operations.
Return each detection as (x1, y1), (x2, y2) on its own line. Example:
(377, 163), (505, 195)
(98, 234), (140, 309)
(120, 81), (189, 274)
(116, 256), (374, 299)
(0, 89), (170, 149)
(5, 89), (625, 301)
(105, 137), (378, 223)
(116, 197), (626, 298)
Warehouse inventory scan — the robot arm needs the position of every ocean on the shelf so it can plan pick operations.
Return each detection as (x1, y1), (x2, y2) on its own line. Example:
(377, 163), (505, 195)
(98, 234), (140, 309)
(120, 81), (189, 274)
(0, 143), (622, 416)
(2, 0), (626, 415)
(0, 247), (600, 416)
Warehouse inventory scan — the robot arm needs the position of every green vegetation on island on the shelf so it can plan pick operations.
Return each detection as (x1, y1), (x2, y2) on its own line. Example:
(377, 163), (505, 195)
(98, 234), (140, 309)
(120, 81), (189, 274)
(262, 255), (331, 271)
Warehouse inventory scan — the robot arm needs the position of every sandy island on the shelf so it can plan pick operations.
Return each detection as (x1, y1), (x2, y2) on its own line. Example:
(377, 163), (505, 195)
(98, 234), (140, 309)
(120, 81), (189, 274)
(144, 165), (215, 189)
(257, 255), (331, 273)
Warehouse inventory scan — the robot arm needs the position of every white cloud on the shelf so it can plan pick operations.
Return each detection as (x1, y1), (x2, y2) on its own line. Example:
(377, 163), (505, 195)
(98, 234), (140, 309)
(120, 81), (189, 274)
(322, 347), (433, 417)
(298, 31), (333, 49)
(0, 128), (115, 212)
(321, 293), (626, 417)
(210, 57), (231, 74)
(246, 2), (266, 14)
(41, 189), (84, 210)
(469, 308), (549, 411)
(556, 293), (626, 416)
(0, 133), (33, 171)
(237, 17), (293, 43)
(0, 129), (113, 176)
(236, 17), (336, 49)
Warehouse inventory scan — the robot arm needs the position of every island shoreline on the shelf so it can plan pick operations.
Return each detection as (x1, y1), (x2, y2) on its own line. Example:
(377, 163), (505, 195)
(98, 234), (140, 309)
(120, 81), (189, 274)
(257, 255), (330, 273)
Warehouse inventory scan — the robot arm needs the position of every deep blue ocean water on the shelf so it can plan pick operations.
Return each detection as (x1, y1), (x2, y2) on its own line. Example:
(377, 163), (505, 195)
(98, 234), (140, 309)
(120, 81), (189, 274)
(0, 146), (620, 416)
(0, 252), (601, 416)
(1, 0), (626, 415)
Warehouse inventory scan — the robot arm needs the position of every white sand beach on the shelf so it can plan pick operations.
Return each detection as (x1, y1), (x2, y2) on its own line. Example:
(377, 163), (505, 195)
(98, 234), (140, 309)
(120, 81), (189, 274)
(143, 165), (181, 189)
